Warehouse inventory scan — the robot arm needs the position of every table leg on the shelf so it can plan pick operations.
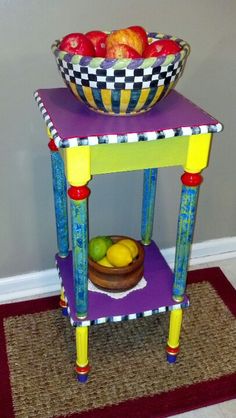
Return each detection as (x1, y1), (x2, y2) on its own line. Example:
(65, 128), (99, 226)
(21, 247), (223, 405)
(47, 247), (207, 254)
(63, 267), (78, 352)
(166, 308), (183, 363)
(59, 285), (68, 316)
(48, 138), (69, 258)
(68, 185), (90, 319)
(75, 326), (90, 383)
(141, 168), (158, 245)
(173, 172), (203, 301)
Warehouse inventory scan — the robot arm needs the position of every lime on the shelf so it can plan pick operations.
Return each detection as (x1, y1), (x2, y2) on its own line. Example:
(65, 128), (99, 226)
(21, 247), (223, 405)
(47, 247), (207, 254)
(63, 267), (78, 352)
(97, 256), (114, 267)
(89, 237), (108, 262)
(100, 236), (113, 250)
(118, 238), (139, 259)
(107, 243), (133, 267)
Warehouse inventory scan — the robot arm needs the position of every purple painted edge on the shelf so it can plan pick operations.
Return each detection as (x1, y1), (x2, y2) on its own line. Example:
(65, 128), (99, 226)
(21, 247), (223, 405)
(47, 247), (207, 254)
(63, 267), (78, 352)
(35, 87), (222, 142)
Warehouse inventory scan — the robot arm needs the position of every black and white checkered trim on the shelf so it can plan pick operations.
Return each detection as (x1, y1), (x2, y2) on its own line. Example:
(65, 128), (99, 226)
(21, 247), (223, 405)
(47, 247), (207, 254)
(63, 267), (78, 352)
(34, 91), (223, 149)
(57, 59), (183, 90)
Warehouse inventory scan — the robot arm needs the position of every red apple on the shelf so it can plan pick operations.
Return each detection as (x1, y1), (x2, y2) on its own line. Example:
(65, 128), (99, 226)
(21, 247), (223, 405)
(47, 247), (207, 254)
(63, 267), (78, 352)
(59, 32), (95, 56)
(106, 44), (142, 59)
(143, 39), (181, 58)
(128, 25), (148, 51)
(106, 28), (144, 55)
(85, 30), (108, 57)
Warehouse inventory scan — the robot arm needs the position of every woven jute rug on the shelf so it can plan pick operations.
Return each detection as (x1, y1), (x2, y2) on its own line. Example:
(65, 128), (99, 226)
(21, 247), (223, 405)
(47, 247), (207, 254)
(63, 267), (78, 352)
(1, 267), (236, 418)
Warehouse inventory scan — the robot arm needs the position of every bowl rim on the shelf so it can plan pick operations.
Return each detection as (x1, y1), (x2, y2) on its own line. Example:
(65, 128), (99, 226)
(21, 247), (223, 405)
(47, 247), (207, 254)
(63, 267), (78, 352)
(51, 31), (190, 69)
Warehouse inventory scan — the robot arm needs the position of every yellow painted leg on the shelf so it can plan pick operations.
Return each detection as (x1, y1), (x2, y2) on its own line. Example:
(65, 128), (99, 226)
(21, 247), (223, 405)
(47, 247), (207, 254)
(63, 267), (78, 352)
(184, 133), (212, 174)
(75, 326), (90, 383)
(59, 287), (68, 316)
(166, 309), (183, 363)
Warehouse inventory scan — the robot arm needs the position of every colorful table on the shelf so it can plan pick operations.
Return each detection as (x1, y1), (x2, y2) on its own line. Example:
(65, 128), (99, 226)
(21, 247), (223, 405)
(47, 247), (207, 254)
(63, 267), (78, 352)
(34, 87), (222, 382)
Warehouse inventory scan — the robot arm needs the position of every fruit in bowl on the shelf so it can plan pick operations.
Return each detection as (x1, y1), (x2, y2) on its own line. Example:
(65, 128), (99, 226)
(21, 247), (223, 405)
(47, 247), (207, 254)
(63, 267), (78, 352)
(128, 25), (149, 51)
(143, 39), (181, 58)
(106, 44), (142, 59)
(106, 28), (144, 56)
(88, 236), (113, 262)
(85, 30), (108, 57)
(52, 26), (190, 115)
(59, 32), (95, 56)
(89, 236), (139, 267)
(88, 236), (145, 292)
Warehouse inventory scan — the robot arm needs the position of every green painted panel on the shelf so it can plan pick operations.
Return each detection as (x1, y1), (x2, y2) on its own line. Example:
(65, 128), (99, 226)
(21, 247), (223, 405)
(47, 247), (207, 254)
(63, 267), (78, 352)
(90, 136), (189, 175)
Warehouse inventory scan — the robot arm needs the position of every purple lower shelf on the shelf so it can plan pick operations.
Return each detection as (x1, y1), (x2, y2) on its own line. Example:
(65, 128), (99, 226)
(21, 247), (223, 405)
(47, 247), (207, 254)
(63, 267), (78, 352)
(56, 241), (189, 327)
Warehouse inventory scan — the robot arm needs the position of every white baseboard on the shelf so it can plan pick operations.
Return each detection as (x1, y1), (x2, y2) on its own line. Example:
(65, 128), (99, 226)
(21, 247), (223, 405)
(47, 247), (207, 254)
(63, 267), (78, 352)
(1, 237), (236, 304)
(162, 236), (236, 268)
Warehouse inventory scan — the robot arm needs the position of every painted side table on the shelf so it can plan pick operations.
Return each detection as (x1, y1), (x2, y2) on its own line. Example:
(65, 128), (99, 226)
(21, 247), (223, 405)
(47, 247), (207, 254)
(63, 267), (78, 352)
(34, 87), (223, 383)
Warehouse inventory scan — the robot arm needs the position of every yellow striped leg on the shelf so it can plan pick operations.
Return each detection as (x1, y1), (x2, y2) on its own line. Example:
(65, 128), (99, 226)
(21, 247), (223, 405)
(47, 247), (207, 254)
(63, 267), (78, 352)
(75, 326), (89, 383)
(166, 309), (183, 363)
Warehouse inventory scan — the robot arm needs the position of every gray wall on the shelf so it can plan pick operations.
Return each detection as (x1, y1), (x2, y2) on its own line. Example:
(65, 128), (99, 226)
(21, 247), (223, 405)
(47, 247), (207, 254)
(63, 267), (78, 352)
(1, 0), (235, 278)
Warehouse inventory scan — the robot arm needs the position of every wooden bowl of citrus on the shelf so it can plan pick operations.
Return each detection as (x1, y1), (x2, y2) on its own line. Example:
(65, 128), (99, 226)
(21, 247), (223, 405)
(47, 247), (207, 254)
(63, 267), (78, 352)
(88, 235), (144, 292)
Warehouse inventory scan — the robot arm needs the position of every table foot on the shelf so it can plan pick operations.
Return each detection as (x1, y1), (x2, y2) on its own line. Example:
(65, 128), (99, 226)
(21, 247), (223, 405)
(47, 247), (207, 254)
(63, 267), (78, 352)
(77, 374), (89, 383)
(75, 364), (90, 383)
(61, 307), (68, 316)
(166, 345), (180, 363)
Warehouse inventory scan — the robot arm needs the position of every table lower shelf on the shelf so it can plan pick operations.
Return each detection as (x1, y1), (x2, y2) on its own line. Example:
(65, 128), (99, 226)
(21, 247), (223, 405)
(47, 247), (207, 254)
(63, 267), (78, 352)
(56, 241), (189, 327)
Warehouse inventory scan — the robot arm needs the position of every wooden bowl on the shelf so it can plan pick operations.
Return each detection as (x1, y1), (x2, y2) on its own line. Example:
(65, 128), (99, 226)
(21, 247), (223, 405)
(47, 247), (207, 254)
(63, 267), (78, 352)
(88, 236), (145, 292)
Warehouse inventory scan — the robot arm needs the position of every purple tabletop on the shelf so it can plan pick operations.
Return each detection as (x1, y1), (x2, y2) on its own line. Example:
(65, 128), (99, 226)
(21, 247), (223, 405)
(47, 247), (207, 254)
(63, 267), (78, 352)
(56, 241), (189, 326)
(35, 88), (222, 148)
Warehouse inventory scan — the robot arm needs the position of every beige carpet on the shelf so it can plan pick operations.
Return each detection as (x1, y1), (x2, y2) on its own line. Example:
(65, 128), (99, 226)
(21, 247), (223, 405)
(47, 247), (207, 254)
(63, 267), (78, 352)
(4, 280), (236, 418)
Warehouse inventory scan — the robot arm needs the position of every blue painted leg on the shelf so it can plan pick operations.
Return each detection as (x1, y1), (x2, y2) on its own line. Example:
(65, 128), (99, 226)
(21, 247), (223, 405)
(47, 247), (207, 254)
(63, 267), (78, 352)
(68, 186), (90, 319)
(141, 168), (158, 245)
(49, 141), (69, 258)
(173, 172), (203, 301)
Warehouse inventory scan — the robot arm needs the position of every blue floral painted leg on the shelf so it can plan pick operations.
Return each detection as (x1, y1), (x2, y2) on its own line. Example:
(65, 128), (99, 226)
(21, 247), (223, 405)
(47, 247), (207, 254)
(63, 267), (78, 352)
(173, 172), (203, 302)
(68, 185), (90, 319)
(141, 168), (158, 245)
(48, 140), (69, 258)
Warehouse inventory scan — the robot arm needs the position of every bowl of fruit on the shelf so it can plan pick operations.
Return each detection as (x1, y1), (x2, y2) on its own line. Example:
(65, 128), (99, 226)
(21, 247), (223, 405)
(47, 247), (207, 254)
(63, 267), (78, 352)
(88, 235), (145, 292)
(51, 26), (190, 116)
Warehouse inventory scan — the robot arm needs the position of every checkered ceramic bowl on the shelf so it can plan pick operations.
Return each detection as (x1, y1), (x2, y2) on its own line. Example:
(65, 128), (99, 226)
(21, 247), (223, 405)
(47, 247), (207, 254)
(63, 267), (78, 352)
(52, 32), (190, 116)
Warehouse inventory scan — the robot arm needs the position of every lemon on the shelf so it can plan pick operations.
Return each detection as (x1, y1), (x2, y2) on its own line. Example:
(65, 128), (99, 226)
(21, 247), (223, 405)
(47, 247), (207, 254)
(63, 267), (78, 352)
(107, 243), (133, 267)
(97, 256), (114, 267)
(118, 238), (139, 259)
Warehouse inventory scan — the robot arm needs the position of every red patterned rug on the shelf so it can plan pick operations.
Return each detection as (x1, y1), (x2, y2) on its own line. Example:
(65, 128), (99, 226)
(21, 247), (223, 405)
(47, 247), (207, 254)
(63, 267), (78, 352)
(1, 267), (236, 418)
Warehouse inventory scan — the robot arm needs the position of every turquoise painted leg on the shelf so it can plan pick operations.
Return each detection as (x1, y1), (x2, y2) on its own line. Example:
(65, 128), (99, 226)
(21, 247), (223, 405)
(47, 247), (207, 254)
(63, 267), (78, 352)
(69, 186), (90, 319)
(141, 168), (158, 245)
(173, 172), (203, 301)
(50, 150), (69, 257)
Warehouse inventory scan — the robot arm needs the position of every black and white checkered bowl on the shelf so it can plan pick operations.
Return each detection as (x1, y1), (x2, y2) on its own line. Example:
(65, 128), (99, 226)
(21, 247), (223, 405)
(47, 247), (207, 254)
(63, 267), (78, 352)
(52, 32), (190, 116)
